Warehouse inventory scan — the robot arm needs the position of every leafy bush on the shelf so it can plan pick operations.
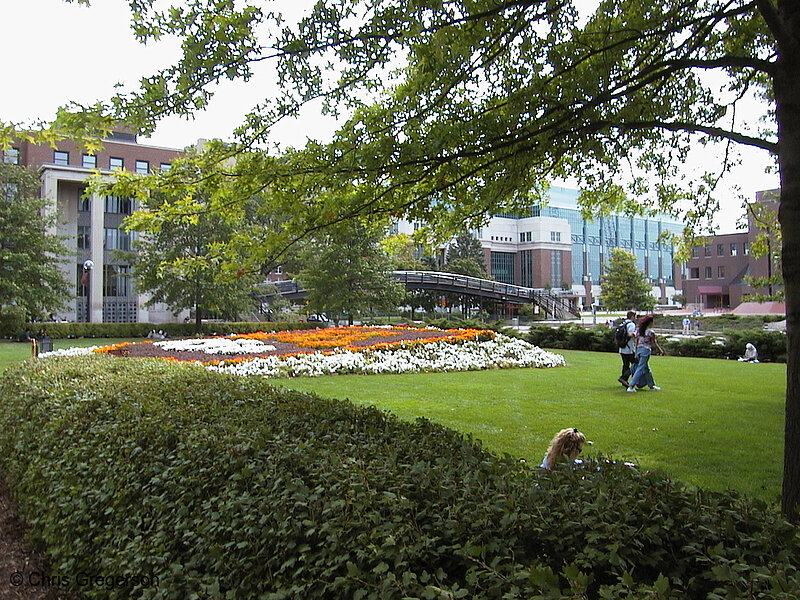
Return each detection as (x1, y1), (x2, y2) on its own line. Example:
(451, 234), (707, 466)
(0, 305), (27, 338)
(527, 325), (788, 362)
(1, 356), (798, 599)
(22, 320), (322, 340)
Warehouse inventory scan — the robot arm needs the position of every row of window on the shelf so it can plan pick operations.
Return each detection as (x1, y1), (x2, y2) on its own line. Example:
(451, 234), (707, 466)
(516, 231), (563, 243)
(687, 266), (727, 279)
(692, 242), (750, 258)
(76, 226), (135, 251)
(2, 147), (171, 173)
(54, 151), (170, 173)
(78, 195), (136, 215)
(76, 264), (133, 297)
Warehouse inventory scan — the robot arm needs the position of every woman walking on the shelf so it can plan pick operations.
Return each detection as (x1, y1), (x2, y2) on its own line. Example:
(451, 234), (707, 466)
(627, 315), (664, 392)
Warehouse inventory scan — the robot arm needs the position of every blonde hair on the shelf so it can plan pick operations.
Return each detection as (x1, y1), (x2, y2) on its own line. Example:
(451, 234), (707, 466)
(544, 428), (586, 469)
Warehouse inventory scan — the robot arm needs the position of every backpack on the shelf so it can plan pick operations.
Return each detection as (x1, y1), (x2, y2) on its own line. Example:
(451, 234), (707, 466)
(614, 320), (631, 348)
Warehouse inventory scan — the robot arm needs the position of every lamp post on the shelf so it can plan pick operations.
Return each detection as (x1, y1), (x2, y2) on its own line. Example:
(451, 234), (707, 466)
(82, 260), (94, 323)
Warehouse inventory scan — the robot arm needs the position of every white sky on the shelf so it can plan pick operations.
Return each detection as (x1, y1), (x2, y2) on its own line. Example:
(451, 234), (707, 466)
(1, 0), (780, 232)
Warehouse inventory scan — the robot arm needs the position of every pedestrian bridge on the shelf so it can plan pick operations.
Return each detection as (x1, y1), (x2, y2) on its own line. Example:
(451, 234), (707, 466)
(256, 270), (580, 320)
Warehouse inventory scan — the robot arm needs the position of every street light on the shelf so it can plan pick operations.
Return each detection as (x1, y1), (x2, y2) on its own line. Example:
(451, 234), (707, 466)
(82, 260), (94, 323)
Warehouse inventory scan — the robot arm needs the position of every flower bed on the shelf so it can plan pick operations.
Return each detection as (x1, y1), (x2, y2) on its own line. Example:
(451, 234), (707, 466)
(40, 326), (566, 378)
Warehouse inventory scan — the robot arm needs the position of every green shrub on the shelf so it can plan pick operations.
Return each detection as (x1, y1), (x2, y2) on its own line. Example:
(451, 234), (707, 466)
(527, 325), (788, 362)
(1, 356), (798, 599)
(0, 305), (27, 338)
(24, 320), (322, 340)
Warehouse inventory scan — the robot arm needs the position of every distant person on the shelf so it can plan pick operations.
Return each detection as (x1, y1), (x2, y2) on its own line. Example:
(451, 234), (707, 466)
(739, 343), (759, 363)
(616, 311), (638, 388)
(540, 428), (587, 470)
(682, 317), (691, 334)
(627, 315), (664, 392)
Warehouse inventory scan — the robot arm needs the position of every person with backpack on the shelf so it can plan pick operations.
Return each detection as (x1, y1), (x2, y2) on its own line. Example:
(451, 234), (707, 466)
(627, 314), (664, 392)
(615, 310), (638, 388)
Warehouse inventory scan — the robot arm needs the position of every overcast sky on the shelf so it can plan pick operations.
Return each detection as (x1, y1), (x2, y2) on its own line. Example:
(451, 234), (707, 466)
(1, 0), (780, 232)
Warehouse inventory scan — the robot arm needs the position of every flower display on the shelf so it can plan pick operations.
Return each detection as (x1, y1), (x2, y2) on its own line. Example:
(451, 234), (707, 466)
(207, 334), (566, 378)
(155, 337), (277, 355)
(37, 326), (566, 379)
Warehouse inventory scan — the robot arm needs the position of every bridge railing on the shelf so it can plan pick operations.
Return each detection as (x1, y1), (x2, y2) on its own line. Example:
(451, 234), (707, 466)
(257, 272), (581, 319)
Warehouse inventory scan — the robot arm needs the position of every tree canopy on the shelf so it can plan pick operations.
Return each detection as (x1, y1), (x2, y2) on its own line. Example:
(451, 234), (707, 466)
(8, 0), (800, 517)
(0, 163), (71, 321)
(298, 221), (404, 324)
(601, 248), (657, 312)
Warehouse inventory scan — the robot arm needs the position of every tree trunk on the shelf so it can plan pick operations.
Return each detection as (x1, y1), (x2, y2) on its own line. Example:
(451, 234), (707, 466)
(775, 10), (800, 519)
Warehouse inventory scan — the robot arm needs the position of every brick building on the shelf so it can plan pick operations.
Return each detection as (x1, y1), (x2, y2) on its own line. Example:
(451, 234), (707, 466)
(683, 189), (781, 311)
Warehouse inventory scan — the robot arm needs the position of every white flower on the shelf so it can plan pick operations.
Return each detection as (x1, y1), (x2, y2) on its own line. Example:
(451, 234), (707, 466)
(155, 338), (276, 354)
(38, 346), (99, 358)
(207, 334), (565, 378)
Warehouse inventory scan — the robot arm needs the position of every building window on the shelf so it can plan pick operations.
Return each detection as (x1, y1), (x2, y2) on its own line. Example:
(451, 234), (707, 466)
(82, 154), (97, 168)
(704, 245), (712, 257)
(54, 151), (69, 165)
(135, 160), (150, 174)
(743, 242), (750, 255)
(526, 231), (532, 242)
(104, 264), (133, 297)
(77, 225), (90, 250)
(551, 231), (561, 242)
(717, 244), (724, 256)
(160, 162), (171, 171)
(490, 252), (515, 285)
(688, 267), (700, 279)
(104, 227), (133, 251)
(730, 243), (738, 256)
(78, 196), (91, 212)
(550, 250), (563, 287)
(718, 265), (725, 278)
(705, 266), (713, 279)
(691, 246), (700, 258)
(519, 233), (526, 243)
(104, 195), (134, 215)
(520, 249), (533, 287)
(2, 182), (19, 201)
(3, 148), (20, 164)
(109, 157), (124, 171)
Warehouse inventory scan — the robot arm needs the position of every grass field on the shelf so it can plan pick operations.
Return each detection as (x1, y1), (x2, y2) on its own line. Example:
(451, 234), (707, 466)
(276, 349), (787, 503)
(0, 340), (787, 504)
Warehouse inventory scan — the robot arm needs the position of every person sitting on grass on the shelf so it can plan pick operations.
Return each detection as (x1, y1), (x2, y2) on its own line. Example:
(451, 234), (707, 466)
(540, 428), (587, 470)
(739, 342), (759, 362)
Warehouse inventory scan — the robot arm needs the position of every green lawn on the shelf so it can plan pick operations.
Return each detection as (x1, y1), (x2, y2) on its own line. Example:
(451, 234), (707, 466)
(0, 340), (786, 503)
(276, 349), (787, 503)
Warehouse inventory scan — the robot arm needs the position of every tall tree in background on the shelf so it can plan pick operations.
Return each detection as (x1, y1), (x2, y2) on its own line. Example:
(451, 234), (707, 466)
(14, 0), (800, 517)
(299, 221), (404, 325)
(601, 248), (657, 312)
(116, 159), (262, 330)
(0, 163), (70, 324)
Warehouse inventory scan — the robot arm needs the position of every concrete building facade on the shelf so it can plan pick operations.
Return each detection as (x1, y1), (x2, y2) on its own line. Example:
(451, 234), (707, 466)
(400, 187), (685, 308)
(3, 131), (184, 323)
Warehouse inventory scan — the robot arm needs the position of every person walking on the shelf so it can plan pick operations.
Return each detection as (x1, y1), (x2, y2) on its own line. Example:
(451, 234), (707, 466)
(617, 310), (637, 387)
(627, 315), (664, 392)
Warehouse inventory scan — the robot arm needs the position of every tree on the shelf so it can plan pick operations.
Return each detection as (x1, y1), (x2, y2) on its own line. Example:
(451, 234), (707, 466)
(744, 190), (783, 301)
(601, 248), (656, 312)
(446, 231), (487, 276)
(115, 162), (262, 331)
(0, 163), (71, 324)
(298, 221), (404, 325)
(16, 0), (800, 518)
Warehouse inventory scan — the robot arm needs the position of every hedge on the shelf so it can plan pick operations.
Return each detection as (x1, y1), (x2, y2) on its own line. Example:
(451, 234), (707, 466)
(0, 356), (798, 599)
(525, 324), (788, 362)
(16, 320), (322, 340)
